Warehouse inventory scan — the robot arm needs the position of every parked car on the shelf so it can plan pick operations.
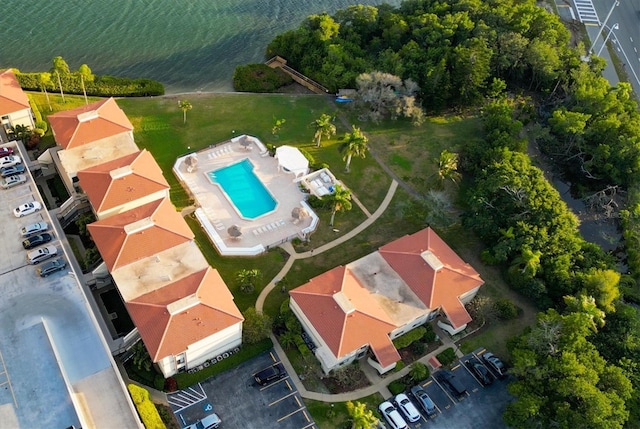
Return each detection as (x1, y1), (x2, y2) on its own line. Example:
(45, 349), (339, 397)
(14, 201), (42, 217)
(22, 232), (53, 250)
(410, 385), (437, 417)
(0, 164), (25, 177)
(1, 174), (26, 189)
(467, 360), (493, 385)
(435, 370), (467, 398)
(0, 147), (14, 157)
(254, 362), (286, 386)
(21, 221), (49, 237)
(184, 413), (221, 429)
(482, 352), (506, 377)
(36, 258), (67, 277)
(395, 393), (421, 422)
(379, 401), (408, 429)
(0, 155), (21, 168)
(27, 245), (57, 265)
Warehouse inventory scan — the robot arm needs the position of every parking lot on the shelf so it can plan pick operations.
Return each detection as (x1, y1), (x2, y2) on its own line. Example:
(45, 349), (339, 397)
(170, 349), (316, 429)
(382, 348), (512, 429)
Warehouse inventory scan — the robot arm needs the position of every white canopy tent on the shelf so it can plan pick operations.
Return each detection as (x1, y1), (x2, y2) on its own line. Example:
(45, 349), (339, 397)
(275, 145), (309, 178)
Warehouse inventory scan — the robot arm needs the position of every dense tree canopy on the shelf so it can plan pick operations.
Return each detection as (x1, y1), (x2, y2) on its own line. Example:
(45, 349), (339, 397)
(505, 307), (632, 429)
(267, 0), (572, 109)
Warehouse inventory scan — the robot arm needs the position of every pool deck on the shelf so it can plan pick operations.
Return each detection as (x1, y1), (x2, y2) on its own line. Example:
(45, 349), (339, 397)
(174, 135), (318, 256)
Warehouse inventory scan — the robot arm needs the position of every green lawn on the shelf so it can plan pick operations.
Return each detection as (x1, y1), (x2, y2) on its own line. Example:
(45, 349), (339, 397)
(305, 393), (384, 429)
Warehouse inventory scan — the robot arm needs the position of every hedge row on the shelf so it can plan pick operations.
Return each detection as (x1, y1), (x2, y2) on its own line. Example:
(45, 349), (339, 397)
(233, 64), (293, 92)
(16, 72), (164, 97)
(392, 326), (427, 349)
(173, 338), (273, 389)
(127, 384), (166, 429)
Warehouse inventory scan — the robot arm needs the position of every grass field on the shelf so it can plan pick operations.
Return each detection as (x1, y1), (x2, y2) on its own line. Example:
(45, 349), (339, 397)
(29, 91), (537, 387)
(305, 393), (384, 429)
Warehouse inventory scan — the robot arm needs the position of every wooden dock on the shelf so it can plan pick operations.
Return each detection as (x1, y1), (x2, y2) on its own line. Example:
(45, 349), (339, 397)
(265, 56), (330, 95)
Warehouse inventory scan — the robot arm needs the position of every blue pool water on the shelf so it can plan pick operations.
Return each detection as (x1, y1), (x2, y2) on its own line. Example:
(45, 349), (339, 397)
(208, 159), (276, 219)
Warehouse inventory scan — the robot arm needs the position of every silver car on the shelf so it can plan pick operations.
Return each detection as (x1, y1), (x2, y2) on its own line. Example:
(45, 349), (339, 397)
(27, 245), (57, 265)
(21, 221), (49, 237)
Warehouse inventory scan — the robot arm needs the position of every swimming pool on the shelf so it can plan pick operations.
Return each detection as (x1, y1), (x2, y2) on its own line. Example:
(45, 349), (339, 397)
(207, 159), (277, 219)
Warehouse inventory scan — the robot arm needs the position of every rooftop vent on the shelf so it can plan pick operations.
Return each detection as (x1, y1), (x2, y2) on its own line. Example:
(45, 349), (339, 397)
(124, 217), (154, 234)
(167, 294), (200, 315)
(420, 250), (444, 271)
(333, 291), (355, 314)
(78, 111), (99, 123)
(109, 165), (133, 179)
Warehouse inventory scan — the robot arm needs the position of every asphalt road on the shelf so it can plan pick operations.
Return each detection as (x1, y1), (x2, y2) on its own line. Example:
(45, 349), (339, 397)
(591, 0), (640, 95)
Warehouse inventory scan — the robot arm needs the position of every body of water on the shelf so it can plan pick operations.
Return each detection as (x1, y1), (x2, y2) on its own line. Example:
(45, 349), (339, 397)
(0, 0), (400, 94)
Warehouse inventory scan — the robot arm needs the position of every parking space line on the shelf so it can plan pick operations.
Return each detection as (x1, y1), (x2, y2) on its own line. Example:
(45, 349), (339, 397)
(300, 421), (316, 429)
(460, 360), (483, 388)
(269, 351), (277, 362)
(259, 376), (289, 391)
(284, 379), (292, 391)
(431, 376), (456, 405)
(0, 349), (17, 408)
(268, 391), (297, 407)
(302, 409), (311, 422)
(277, 406), (306, 422)
(167, 382), (207, 412)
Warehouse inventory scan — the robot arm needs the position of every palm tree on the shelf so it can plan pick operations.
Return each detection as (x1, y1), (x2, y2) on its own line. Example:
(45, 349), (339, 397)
(37, 73), (53, 111)
(312, 113), (336, 147)
(342, 126), (368, 172)
(328, 184), (352, 227)
(278, 331), (298, 350)
(346, 401), (379, 429)
(511, 247), (542, 277)
(437, 150), (461, 185)
(178, 100), (192, 124)
(236, 268), (261, 294)
(52, 56), (69, 103)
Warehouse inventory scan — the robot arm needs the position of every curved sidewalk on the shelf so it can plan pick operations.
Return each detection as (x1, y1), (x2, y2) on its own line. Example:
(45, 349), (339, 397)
(255, 179), (398, 312)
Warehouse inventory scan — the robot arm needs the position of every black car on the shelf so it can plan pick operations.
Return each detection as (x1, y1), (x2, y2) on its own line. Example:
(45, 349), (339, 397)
(253, 362), (286, 386)
(0, 164), (25, 177)
(435, 370), (467, 398)
(482, 352), (506, 378)
(467, 360), (493, 385)
(22, 232), (53, 250)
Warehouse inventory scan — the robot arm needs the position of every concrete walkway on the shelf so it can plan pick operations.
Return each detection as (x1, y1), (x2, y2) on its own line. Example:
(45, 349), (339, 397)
(255, 180), (398, 312)
(272, 321), (463, 402)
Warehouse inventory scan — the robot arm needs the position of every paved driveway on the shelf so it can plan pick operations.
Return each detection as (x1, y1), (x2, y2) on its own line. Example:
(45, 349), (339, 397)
(170, 349), (316, 429)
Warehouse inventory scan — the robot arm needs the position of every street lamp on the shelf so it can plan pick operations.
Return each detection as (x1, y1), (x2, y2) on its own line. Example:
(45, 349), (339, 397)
(589, 0), (620, 55)
(597, 23), (619, 57)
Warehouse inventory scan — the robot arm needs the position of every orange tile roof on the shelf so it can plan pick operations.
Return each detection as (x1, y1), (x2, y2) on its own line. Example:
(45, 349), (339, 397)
(126, 268), (244, 361)
(48, 98), (133, 149)
(77, 150), (169, 213)
(379, 227), (484, 328)
(88, 197), (194, 271)
(0, 70), (30, 116)
(290, 266), (401, 368)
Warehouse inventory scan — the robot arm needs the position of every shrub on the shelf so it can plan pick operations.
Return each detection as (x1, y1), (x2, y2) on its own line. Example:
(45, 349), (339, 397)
(155, 403), (179, 429)
(17, 72), (164, 97)
(422, 325), (437, 343)
(153, 374), (165, 391)
(164, 377), (178, 392)
(436, 348), (457, 366)
(494, 298), (520, 320)
(392, 327), (427, 349)
(388, 380), (406, 395)
(412, 341), (425, 355)
(394, 360), (405, 372)
(233, 64), (293, 92)
(127, 384), (166, 429)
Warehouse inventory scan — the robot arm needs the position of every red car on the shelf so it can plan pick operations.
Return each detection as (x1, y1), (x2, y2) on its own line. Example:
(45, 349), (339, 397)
(0, 147), (14, 157)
